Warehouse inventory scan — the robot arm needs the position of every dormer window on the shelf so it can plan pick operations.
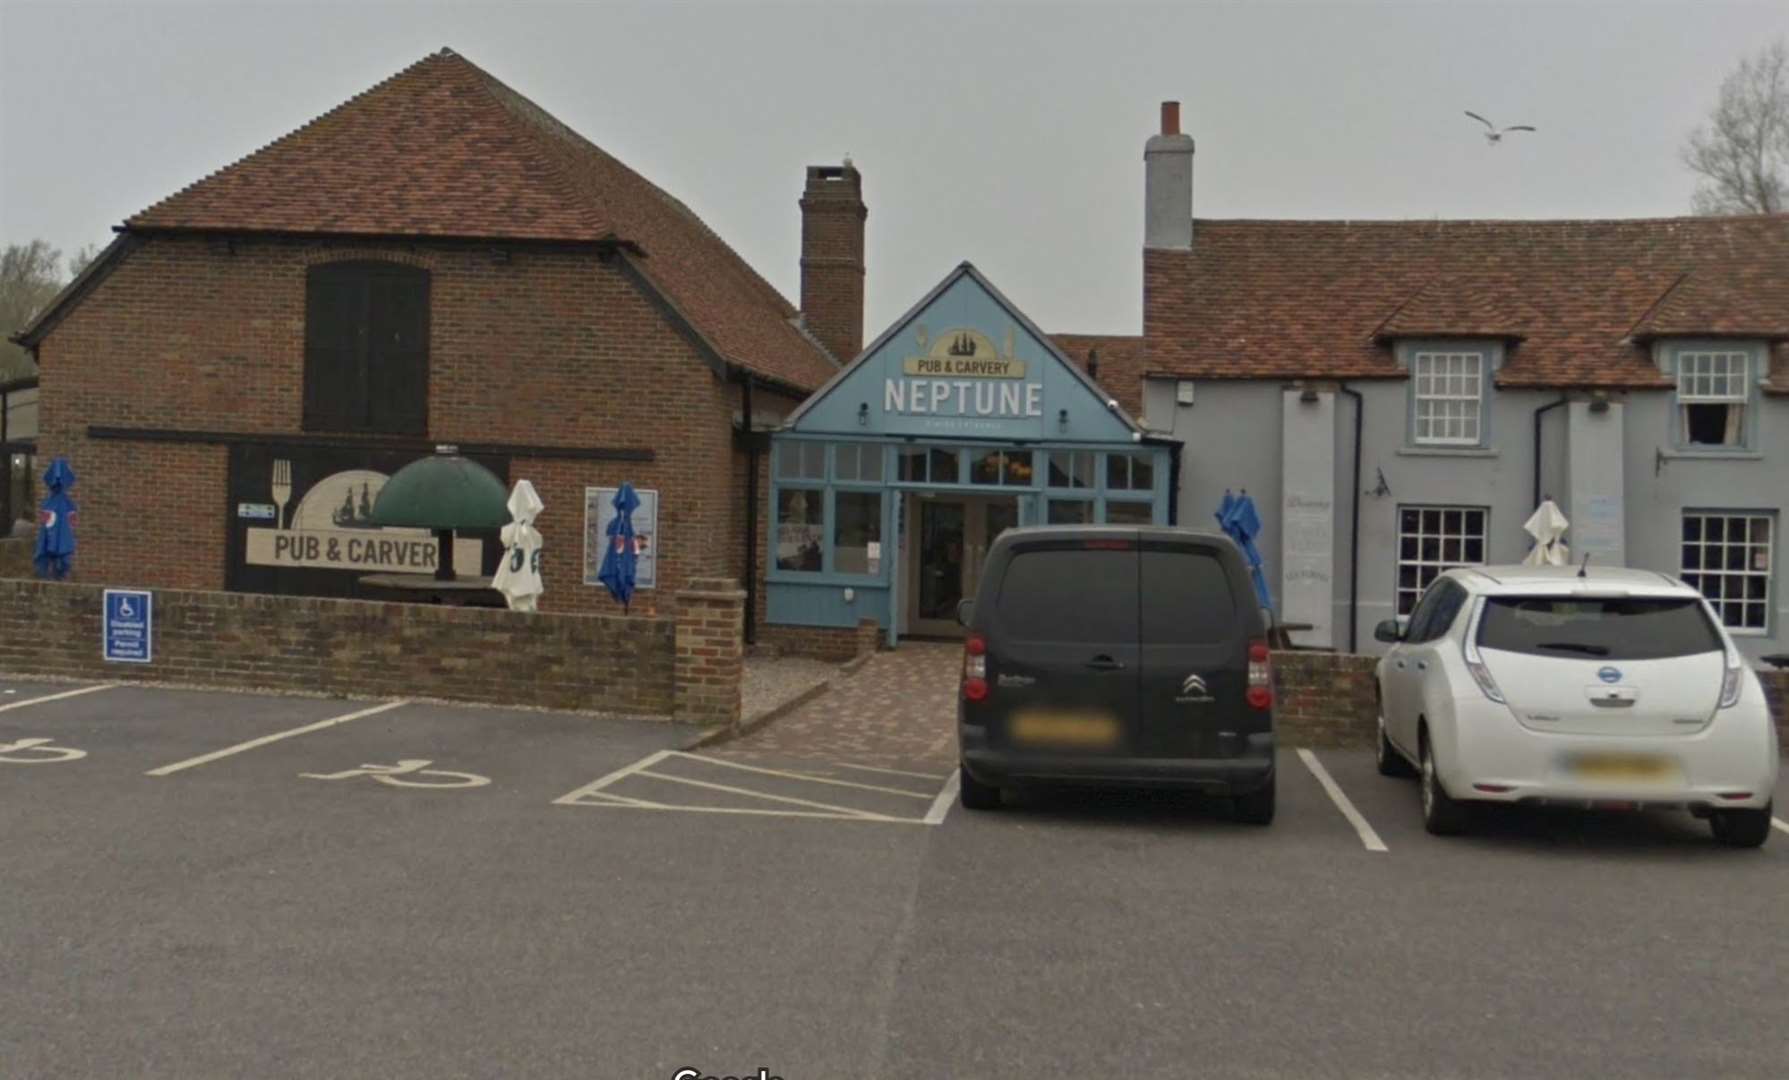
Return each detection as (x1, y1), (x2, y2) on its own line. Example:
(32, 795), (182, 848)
(1403, 345), (1493, 448)
(1674, 349), (1751, 449)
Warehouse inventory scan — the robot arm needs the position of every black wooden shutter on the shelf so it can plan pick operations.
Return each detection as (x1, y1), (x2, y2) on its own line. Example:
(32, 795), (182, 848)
(304, 262), (430, 436)
(365, 265), (430, 437)
(303, 265), (364, 432)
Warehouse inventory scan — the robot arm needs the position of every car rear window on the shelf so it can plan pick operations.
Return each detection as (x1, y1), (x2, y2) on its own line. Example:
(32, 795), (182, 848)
(1476, 596), (1722, 661)
(1140, 549), (1236, 644)
(995, 548), (1136, 644)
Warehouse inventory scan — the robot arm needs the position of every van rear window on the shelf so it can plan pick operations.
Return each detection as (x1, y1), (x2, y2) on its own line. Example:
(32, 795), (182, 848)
(1476, 596), (1722, 661)
(1140, 550), (1235, 644)
(995, 549), (1136, 644)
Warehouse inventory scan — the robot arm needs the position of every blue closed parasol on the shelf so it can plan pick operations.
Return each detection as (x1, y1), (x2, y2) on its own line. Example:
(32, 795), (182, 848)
(1217, 488), (1273, 611)
(596, 482), (640, 612)
(34, 457), (78, 580)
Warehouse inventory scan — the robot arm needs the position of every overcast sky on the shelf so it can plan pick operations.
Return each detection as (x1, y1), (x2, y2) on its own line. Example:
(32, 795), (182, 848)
(3, 0), (1785, 336)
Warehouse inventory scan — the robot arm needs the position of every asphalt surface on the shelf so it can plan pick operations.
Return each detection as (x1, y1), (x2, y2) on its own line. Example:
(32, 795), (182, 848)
(4, 678), (1787, 1079)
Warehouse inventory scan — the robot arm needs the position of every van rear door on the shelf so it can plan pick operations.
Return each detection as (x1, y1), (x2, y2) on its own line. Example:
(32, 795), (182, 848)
(1137, 538), (1259, 758)
(982, 536), (1140, 756)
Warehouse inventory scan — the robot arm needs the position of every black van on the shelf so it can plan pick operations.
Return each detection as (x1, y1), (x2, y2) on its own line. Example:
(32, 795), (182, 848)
(956, 525), (1276, 822)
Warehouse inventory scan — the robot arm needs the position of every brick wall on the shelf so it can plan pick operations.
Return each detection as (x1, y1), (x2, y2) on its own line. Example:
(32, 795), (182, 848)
(0, 537), (29, 579)
(1764, 670), (1788, 750)
(1272, 650), (1379, 748)
(32, 234), (744, 617)
(0, 578), (683, 716)
(674, 577), (747, 728)
(756, 624), (864, 663)
(1273, 652), (1789, 753)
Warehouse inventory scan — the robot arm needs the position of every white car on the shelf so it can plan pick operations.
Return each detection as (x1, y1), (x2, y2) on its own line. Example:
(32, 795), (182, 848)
(1374, 565), (1779, 846)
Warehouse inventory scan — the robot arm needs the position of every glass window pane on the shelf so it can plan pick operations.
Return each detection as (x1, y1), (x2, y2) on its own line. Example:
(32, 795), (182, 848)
(832, 492), (882, 575)
(995, 548), (1137, 645)
(1004, 451), (1034, 486)
(899, 448), (927, 483)
(1048, 452), (1074, 488)
(774, 489), (824, 572)
(929, 448), (959, 484)
(803, 443), (825, 479)
(1131, 454), (1153, 492)
(971, 450), (1004, 485)
(1104, 500), (1154, 525)
(1106, 453), (1129, 489)
(1140, 549), (1235, 644)
(1047, 499), (1093, 525)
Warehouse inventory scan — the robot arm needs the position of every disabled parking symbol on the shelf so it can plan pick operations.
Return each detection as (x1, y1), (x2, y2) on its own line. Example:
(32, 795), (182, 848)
(300, 759), (491, 789)
(0, 737), (88, 764)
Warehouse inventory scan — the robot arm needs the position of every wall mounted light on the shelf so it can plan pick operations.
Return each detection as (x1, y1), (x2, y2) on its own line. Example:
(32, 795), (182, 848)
(1300, 388), (1320, 403)
(1588, 391), (1610, 414)
(857, 402), (869, 426)
(1058, 408), (1069, 431)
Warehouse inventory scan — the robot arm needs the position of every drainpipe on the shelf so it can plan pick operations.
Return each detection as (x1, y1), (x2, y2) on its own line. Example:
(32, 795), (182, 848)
(1532, 395), (1568, 509)
(1338, 384), (1364, 653)
(742, 377), (758, 645)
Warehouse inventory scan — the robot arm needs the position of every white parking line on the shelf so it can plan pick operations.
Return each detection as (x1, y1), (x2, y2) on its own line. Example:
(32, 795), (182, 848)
(633, 767), (910, 822)
(834, 762), (949, 782)
(145, 700), (409, 777)
(923, 769), (960, 826)
(1296, 748), (1389, 853)
(554, 749), (955, 824)
(0, 683), (116, 715)
(675, 753), (932, 799)
(1772, 817), (1789, 837)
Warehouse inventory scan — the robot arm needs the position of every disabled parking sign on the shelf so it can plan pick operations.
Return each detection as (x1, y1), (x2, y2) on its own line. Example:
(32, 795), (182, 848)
(102, 589), (153, 664)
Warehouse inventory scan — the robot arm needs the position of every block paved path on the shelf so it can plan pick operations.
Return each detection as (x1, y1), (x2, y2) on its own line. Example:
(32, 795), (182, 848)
(717, 642), (961, 771)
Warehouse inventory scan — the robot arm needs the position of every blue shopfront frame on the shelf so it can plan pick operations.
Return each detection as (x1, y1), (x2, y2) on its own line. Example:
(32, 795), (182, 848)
(765, 263), (1174, 641)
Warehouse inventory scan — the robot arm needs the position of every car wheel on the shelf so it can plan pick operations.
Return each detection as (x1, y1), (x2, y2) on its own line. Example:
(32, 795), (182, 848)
(1376, 712), (1415, 778)
(1233, 773), (1276, 826)
(1709, 804), (1772, 849)
(1420, 736), (1468, 836)
(958, 764), (1002, 811)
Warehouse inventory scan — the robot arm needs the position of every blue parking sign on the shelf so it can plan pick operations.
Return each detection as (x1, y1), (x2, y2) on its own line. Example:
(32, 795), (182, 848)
(103, 589), (153, 664)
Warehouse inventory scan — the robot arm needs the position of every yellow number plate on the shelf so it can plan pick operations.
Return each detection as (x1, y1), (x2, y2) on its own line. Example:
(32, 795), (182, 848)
(1570, 754), (1679, 783)
(1010, 711), (1120, 749)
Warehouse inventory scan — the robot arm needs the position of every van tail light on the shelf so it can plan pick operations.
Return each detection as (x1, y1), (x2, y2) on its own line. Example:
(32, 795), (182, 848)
(1246, 640), (1272, 710)
(1461, 600), (1507, 704)
(962, 634), (989, 702)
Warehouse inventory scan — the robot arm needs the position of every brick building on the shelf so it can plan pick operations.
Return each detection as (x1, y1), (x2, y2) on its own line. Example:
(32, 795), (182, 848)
(13, 49), (865, 619)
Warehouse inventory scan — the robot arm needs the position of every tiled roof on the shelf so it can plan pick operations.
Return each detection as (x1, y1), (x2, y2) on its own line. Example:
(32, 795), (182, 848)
(1050, 333), (1143, 416)
(1144, 215), (1789, 388)
(125, 49), (837, 391)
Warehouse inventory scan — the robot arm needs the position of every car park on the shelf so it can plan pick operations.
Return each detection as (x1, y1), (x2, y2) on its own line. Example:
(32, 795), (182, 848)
(954, 525), (1276, 821)
(1374, 565), (1779, 846)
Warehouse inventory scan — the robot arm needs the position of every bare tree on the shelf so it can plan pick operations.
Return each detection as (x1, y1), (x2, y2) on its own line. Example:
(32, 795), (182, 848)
(1682, 38), (1789, 215)
(67, 243), (103, 279)
(1, 240), (68, 382)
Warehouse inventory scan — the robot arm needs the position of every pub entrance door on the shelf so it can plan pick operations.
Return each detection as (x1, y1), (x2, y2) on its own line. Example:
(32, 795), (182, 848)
(904, 494), (1019, 637)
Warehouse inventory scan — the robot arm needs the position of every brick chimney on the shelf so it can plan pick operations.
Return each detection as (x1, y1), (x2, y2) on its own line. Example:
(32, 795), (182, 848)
(1145, 101), (1194, 250)
(799, 162), (867, 363)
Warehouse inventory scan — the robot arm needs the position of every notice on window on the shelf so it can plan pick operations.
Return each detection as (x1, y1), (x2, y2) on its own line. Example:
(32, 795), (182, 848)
(867, 541), (882, 576)
(584, 487), (658, 590)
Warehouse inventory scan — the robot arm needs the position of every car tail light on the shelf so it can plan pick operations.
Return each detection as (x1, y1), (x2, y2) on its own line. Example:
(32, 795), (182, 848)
(1460, 600), (1507, 704)
(1246, 640), (1272, 710)
(962, 633), (989, 702)
(1718, 654), (1743, 709)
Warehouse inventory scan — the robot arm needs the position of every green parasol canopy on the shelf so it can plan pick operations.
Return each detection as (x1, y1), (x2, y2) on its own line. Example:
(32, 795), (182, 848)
(370, 454), (509, 531)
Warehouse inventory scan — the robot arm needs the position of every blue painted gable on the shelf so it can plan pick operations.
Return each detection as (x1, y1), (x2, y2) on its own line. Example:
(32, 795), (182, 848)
(786, 263), (1141, 444)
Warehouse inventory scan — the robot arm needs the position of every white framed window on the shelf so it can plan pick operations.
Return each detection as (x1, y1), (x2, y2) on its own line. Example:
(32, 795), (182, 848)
(1411, 351), (1485, 445)
(1675, 350), (1750, 448)
(1396, 505), (1487, 616)
(1681, 511), (1773, 633)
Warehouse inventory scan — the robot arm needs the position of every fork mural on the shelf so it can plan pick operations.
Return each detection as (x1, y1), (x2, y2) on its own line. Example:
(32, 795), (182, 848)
(270, 459), (292, 531)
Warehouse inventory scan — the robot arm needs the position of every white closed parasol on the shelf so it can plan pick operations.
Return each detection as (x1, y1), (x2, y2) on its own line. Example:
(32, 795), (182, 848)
(1522, 498), (1570, 567)
(492, 480), (546, 611)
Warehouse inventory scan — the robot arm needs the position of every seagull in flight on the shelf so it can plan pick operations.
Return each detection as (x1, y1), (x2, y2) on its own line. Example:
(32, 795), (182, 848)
(1465, 111), (1536, 144)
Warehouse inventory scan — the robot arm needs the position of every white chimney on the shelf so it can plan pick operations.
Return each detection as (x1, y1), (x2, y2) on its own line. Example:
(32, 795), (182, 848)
(1145, 101), (1194, 250)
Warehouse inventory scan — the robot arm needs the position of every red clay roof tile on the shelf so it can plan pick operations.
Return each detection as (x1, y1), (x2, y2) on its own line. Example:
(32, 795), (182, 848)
(126, 49), (837, 391)
(1145, 215), (1789, 389)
